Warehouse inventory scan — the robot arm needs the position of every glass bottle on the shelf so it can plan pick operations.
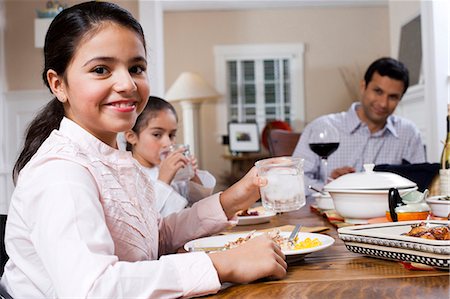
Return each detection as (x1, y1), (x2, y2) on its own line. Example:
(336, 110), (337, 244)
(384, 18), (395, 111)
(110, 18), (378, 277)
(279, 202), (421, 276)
(439, 104), (450, 196)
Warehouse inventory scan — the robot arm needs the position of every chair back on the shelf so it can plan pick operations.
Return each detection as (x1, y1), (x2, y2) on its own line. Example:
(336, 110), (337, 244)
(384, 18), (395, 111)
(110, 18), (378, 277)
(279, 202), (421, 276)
(0, 215), (7, 276)
(267, 129), (301, 157)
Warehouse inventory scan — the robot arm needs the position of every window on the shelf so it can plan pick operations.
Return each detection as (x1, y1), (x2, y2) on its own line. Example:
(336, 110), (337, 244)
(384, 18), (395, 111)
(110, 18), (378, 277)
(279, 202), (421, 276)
(227, 58), (292, 127)
(214, 44), (305, 134)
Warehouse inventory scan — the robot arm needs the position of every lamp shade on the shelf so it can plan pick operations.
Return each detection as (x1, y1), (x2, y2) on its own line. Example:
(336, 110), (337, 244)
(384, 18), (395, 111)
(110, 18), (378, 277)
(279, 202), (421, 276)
(165, 72), (220, 102)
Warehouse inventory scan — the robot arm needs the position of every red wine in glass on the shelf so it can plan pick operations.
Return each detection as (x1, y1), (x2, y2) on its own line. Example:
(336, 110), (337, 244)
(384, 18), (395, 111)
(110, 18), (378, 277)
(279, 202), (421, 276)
(308, 123), (340, 183)
(309, 142), (340, 159)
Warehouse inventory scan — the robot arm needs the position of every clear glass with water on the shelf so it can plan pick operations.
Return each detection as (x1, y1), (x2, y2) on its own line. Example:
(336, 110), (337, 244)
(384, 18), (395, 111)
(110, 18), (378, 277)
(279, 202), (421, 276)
(159, 144), (195, 182)
(255, 157), (306, 212)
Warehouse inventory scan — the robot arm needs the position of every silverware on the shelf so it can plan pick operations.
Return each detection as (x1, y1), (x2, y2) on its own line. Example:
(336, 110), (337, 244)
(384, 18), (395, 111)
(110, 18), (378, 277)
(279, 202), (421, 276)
(288, 224), (302, 246)
(188, 246), (226, 253)
(308, 185), (327, 196)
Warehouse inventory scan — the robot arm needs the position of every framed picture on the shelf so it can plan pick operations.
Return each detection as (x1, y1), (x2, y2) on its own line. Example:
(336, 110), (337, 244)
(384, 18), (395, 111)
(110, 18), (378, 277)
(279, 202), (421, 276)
(398, 14), (422, 86)
(228, 122), (260, 153)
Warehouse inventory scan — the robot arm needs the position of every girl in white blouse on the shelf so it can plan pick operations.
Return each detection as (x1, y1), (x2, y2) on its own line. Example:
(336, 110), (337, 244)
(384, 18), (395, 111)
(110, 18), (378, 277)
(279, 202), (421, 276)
(1, 1), (286, 298)
(125, 96), (216, 216)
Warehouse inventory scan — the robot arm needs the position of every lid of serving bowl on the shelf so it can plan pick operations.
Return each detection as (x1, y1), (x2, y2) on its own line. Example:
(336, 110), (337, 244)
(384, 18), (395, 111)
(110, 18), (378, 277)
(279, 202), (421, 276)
(324, 164), (417, 191)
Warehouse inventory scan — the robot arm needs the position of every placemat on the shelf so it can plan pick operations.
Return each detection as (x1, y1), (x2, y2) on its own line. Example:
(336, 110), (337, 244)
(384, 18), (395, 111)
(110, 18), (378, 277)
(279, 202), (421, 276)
(310, 205), (447, 228)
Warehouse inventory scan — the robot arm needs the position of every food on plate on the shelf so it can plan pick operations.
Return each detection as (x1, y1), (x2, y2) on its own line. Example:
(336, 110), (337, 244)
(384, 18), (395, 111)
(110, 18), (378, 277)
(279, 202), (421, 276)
(404, 222), (450, 240)
(224, 230), (323, 251)
(437, 196), (450, 201)
(293, 237), (323, 250)
(237, 209), (259, 217)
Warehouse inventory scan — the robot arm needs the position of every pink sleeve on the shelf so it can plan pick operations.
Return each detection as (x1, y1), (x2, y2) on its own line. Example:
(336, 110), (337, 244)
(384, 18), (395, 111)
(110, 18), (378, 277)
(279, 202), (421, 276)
(158, 193), (237, 255)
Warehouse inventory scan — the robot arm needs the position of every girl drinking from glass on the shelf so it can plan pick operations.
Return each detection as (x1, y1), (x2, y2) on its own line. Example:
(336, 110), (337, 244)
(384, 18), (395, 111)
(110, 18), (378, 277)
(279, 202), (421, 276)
(125, 96), (216, 216)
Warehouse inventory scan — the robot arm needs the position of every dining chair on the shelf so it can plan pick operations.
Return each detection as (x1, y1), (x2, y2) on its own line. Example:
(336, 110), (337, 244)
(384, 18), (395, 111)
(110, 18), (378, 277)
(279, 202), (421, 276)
(267, 129), (301, 157)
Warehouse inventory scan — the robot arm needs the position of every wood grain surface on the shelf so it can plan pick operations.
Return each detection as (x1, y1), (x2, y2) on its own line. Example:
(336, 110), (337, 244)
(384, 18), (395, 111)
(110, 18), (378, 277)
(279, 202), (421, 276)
(201, 200), (450, 299)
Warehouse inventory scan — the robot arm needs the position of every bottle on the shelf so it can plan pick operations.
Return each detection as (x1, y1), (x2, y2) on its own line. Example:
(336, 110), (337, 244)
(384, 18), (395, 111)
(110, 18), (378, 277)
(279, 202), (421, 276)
(441, 104), (450, 169)
(440, 104), (450, 196)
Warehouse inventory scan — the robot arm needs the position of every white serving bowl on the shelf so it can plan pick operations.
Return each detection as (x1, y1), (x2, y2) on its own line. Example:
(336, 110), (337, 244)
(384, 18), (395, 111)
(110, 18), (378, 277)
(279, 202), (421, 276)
(324, 164), (417, 224)
(327, 188), (417, 224)
(312, 192), (335, 210)
(426, 196), (450, 218)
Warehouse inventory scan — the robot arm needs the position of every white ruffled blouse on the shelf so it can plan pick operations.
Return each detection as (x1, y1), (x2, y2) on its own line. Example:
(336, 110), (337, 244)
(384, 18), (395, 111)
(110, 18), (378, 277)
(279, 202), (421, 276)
(2, 117), (233, 298)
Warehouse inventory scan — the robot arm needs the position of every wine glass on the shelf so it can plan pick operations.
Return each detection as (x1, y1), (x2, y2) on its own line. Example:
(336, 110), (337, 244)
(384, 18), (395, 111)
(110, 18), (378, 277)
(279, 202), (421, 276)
(308, 121), (340, 184)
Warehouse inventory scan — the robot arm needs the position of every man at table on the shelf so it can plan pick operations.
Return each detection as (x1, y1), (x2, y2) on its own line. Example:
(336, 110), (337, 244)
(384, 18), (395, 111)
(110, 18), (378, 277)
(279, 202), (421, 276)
(293, 57), (426, 195)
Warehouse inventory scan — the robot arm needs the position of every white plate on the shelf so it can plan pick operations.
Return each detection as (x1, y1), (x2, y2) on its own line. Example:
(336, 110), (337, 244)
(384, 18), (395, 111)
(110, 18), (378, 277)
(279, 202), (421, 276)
(237, 208), (276, 226)
(184, 231), (335, 262)
(338, 220), (450, 269)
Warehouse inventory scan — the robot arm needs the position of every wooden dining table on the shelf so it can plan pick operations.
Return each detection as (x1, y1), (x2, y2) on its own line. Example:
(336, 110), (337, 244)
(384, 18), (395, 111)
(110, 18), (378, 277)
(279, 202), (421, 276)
(203, 200), (450, 299)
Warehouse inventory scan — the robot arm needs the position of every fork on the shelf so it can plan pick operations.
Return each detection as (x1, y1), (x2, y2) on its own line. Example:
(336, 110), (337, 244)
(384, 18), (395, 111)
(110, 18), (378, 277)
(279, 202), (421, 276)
(288, 224), (302, 246)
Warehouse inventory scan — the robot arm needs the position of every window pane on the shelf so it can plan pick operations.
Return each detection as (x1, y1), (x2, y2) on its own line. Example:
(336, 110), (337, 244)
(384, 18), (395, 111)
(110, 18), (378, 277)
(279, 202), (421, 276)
(265, 83), (276, 103)
(230, 83), (238, 104)
(264, 60), (275, 81)
(228, 61), (237, 83)
(242, 61), (254, 81)
(244, 84), (256, 104)
(230, 107), (238, 118)
(265, 106), (276, 115)
(283, 59), (290, 81)
(244, 107), (256, 117)
(284, 82), (290, 104)
(284, 106), (290, 115)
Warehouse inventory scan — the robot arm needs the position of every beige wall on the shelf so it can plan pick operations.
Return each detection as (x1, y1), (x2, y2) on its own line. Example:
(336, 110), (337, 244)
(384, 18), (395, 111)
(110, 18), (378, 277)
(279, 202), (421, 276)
(4, 0), (139, 91)
(164, 6), (390, 186)
(4, 2), (391, 189)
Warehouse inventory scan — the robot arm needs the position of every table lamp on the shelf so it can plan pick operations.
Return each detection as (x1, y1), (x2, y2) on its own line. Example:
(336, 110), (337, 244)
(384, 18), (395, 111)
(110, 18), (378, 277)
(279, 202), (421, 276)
(165, 72), (220, 163)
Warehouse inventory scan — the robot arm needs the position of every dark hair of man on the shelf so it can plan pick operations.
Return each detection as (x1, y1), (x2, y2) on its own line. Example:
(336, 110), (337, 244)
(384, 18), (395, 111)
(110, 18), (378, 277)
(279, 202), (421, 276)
(125, 96), (178, 151)
(363, 57), (410, 95)
(12, 1), (146, 184)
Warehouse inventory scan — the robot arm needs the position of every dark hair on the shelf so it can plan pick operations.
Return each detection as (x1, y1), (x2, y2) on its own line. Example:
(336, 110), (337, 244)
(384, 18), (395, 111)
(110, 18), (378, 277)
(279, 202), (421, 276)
(363, 57), (410, 95)
(13, 1), (146, 183)
(126, 96), (178, 151)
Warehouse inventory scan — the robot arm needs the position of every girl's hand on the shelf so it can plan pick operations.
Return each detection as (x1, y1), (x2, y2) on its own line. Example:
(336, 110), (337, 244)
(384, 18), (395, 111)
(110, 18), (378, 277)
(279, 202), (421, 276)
(189, 156), (202, 184)
(208, 234), (287, 283)
(158, 148), (189, 184)
(219, 166), (267, 219)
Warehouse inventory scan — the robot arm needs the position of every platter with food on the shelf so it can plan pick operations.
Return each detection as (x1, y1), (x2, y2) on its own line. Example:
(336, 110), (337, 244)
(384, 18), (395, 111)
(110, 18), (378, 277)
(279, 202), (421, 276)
(338, 220), (450, 269)
(236, 206), (276, 226)
(185, 230), (334, 263)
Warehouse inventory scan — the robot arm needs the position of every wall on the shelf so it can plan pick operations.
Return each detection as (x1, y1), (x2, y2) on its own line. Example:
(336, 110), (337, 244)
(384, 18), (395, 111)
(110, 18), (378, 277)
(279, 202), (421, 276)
(1, 0), (140, 210)
(2, 2), (391, 191)
(164, 6), (390, 186)
(4, 0), (139, 91)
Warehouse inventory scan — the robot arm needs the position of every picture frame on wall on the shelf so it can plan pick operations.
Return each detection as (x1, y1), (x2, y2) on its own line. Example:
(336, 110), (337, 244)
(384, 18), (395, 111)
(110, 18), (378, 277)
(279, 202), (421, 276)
(228, 122), (260, 153)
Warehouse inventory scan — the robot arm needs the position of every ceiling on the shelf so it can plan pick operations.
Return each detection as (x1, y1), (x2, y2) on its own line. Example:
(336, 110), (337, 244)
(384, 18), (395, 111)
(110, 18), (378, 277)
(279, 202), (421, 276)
(161, 0), (389, 11)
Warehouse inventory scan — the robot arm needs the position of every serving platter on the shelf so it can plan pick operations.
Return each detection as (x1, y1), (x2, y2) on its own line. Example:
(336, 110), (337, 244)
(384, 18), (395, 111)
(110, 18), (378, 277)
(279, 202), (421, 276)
(338, 220), (450, 269)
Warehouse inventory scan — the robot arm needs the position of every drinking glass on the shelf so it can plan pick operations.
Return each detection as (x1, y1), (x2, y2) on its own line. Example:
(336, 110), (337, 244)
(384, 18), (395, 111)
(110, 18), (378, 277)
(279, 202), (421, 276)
(159, 144), (195, 182)
(308, 121), (340, 183)
(255, 157), (306, 213)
